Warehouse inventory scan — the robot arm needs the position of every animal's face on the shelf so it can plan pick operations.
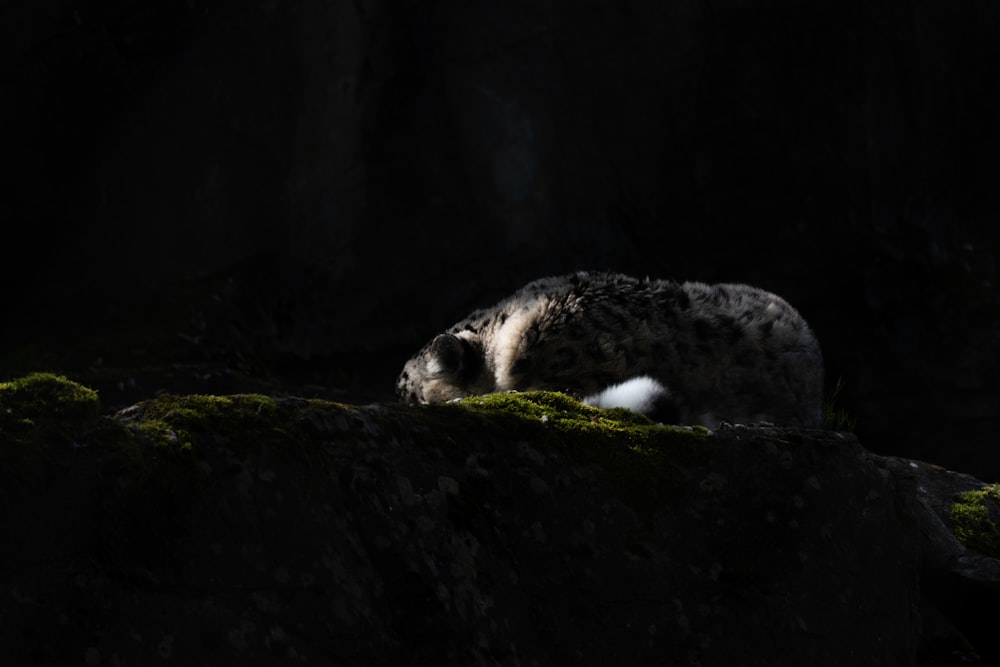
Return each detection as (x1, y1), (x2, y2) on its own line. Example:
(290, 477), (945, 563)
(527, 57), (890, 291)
(396, 334), (490, 404)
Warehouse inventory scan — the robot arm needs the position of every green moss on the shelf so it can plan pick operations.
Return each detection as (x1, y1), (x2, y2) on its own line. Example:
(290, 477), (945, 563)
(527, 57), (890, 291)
(95, 416), (148, 478)
(0, 374), (707, 513)
(444, 391), (710, 509)
(0, 371), (99, 425)
(120, 393), (350, 485)
(131, 393), (283, 454)
(950, 485), (1000, 558)
(0, 373), (101, 475)
(0, 375), (317, 488)
(0, 372), (156, 487)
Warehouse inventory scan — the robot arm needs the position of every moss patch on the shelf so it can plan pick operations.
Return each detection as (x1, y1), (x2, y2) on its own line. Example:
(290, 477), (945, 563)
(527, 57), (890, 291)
(950, 484), (1000, 558)
(0, 373), (100, 474)
(448, 391), (710, 508)
(128, 393), (282, 454)
(0, 372), (99, 429)
(119, 392), (359, 481)
(0, 373), (709, 513)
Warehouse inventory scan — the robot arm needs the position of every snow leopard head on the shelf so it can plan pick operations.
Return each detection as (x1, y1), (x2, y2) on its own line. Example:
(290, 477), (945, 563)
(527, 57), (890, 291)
(396, 333), (492, 404)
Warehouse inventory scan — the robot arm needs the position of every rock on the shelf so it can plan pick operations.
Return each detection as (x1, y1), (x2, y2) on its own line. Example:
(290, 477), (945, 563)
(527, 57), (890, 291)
(4, 374), (997, 664)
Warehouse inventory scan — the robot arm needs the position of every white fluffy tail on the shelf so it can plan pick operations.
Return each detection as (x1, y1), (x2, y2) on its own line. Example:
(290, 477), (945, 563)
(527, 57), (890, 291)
(583, 376), (669, 416)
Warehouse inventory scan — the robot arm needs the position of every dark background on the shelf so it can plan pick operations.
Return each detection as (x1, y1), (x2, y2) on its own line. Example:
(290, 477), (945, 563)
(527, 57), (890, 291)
(3, 1), (999, 479)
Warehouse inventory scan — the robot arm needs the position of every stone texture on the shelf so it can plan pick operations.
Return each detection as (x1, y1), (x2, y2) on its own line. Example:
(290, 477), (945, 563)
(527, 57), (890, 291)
(2, 384), (972, 666)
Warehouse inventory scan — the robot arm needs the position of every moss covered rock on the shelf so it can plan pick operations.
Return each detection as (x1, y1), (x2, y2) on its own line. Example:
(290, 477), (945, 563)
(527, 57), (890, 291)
(0, 372), (98, 445)
(0, 376), (993, 665)
(949, 485), (1000, 559)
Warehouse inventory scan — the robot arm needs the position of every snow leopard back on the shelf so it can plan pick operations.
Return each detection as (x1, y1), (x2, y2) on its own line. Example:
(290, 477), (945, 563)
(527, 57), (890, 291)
(396, 272), (824, 428)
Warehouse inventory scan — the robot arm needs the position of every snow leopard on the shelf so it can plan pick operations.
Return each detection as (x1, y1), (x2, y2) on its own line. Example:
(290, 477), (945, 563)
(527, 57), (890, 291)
(396, 272), (824, 428)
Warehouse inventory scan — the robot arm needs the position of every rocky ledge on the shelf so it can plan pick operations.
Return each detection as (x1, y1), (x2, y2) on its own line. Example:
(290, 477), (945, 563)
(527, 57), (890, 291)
(1, 373), (998, 666)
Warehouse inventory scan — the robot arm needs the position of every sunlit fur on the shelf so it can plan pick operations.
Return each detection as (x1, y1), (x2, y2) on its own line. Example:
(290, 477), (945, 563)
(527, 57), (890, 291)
(397, 272), (824, 427)
(583, 376), (669, 416)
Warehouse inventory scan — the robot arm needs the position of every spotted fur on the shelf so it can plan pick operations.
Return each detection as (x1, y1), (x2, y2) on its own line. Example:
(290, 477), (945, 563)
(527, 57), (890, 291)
(396, 272), (824, 427)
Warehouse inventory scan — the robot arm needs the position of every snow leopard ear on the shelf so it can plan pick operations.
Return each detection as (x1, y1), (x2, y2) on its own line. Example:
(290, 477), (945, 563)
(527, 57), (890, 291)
(426, 334), (467, 378)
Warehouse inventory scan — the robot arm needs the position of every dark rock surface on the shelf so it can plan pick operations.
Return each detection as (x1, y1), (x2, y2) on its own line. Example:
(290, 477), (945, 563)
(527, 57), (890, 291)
(3, 375), (1000, 665)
